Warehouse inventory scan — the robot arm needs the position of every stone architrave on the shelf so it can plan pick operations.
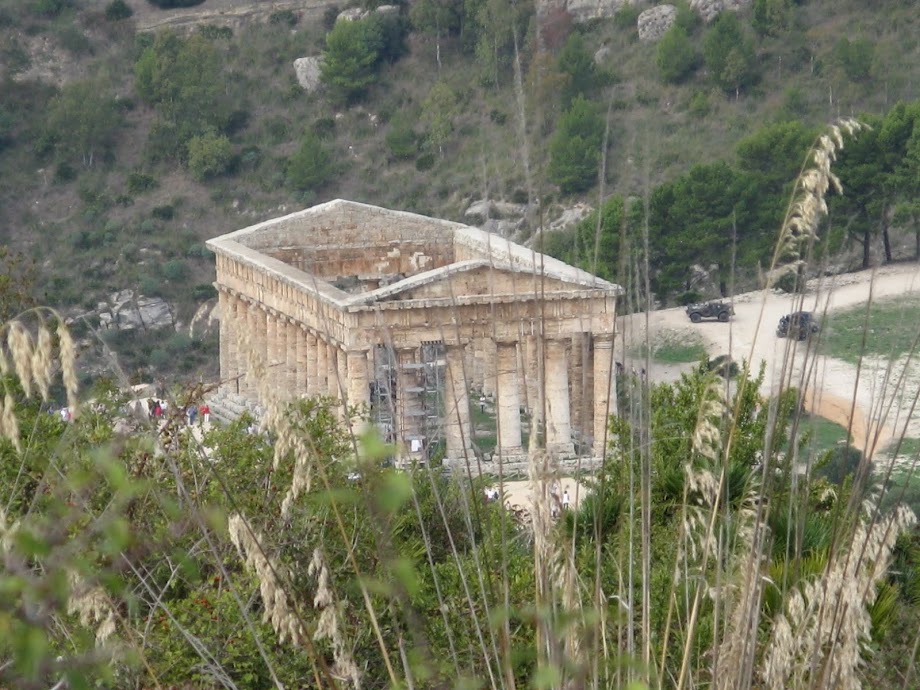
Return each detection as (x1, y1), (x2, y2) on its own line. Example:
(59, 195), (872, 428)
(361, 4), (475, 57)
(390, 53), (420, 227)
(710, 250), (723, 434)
(592, 333), (615, 458)
(495, 340), (524, 457)
(444, 344), (473, 461)
(545, 338), (574, 456)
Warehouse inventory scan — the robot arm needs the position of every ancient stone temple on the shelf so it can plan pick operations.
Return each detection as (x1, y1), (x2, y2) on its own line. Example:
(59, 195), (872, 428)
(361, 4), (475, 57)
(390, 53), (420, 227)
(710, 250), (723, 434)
(207, 200), (621, 468)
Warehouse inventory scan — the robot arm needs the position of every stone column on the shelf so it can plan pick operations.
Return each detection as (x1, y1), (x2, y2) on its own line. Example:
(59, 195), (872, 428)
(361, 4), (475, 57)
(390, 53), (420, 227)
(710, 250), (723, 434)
(286, 319), (298, 396)
(592, 333), (616, 458)
(218, 290), (233, 393)
(495, 340), (523, 457)
(315, 338), (328, 396)
(346, 349), (371, 413)
(482, 337), (497, 397)
(336, 346), (348, 406)
(570, 332), (585, 442)
(444, 344), (473, 461)
(523, 334), (541, 417)
(295, 325), (307, 396)
(244, 301), (264, 398)
(226, 294), (241, 394)
(327, 343), (341, 401)
(266, 310), (279, 391)
(545, 338), (574, 456)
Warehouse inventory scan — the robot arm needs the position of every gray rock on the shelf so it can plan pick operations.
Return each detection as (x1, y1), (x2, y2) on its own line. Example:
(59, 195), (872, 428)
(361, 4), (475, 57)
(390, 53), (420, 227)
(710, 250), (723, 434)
(375, 4), (400, 15)
(549, 203), (593, 232)
(565, 0), (637, 23)
(464, 200), (494, 224)
(492, 201), (528, 219)
(336, 7), (365, 22)
(638, 5), (677, 42)
(116, 296), (174, 331)
(594, 45), (611, 64)
(293, 56), (323, 93)
(689, 0), (750, 22)
(188, 298), (219, 339)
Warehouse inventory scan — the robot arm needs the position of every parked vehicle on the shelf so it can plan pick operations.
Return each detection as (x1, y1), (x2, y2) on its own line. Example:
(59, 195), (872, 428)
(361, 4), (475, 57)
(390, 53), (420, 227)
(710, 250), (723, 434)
(685, 300), (734, 323)
(777, 311), (819, 340)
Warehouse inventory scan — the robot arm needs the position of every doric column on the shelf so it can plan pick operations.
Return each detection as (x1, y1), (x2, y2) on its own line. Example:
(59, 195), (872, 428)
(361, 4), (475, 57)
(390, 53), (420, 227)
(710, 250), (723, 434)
(315, 338), (328, 396)
(345, 350), (371, 413)
(482, 337), (496, 397)
(306, 333), (320, 396)
(327, 343), (341, 401)
(592, 333), (616, 458)
(495, 340), (523, 457)
(227, 294), (242, 394)
(336, 346), (348, 405)
(444, 343), (473, 461)
(523, 334), (541, 417)
(295, 325), (307, 396)
(266, 310), (280, 391)
(545, 338), (574, 456)
(471, 337), (486, 390)
(243, 301), (264, 399)
(570, 332), (587, 442)
(218, 290), (234, 393)
(286, 319), (298, 396)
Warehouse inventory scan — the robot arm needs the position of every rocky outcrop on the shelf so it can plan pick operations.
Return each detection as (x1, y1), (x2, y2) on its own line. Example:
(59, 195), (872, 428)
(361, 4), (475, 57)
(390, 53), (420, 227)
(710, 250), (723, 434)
(638, 5), (677, 41)
(689, 0), (751, 22)
(96, 290), (174, 332)
(188, 298), (219, 339)
(336, 4), (400, 22)
(548, 203), (593, 232)
(564, 0), (639, 23)
(293, 56), (323, 92)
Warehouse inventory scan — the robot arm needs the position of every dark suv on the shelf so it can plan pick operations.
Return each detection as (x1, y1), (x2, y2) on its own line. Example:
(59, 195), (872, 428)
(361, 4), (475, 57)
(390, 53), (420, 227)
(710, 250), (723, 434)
(686, 301), (734, 323)
(777, 311), (819, 340)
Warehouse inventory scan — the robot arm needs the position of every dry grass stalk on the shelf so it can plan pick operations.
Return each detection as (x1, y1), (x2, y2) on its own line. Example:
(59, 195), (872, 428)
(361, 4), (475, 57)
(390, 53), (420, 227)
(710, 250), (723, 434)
(227, 513), (307, 647)
(66, 570), (117, 645)
(770, 118), (866, 278)
(309, 548), (362, 689)
(762, 504), (916, 690)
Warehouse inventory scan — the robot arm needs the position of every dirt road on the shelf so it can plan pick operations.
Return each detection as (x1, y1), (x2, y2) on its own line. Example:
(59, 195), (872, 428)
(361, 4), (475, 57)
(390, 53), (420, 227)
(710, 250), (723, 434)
(617, 263), (920, 457)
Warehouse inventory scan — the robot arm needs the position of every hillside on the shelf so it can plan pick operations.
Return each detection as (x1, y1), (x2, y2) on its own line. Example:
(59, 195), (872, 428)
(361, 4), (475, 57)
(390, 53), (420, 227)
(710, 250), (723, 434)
(1, 0), (919, 383)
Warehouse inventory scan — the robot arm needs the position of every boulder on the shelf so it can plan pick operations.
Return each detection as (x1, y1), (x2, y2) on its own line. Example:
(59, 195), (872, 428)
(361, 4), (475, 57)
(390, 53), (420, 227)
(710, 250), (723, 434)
(336, 7), (365, 22)
(594, 45), (611, 64)
(564, 0), (638, 23)
(464, 200), (494, 224)
(638, 5), (677, 42)
(689, 0), (750, 22)
(188, 298), (219, 339)
(549, 203), (593, 232)
(375, 4), (400, 15)
(293, 56), (323, 93)
(97, 290), (174, 332)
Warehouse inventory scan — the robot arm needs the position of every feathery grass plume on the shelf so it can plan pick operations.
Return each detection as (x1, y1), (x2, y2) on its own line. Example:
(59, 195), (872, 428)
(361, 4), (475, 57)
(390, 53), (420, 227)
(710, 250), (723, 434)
(309, 548), (361, 689)
(228, 513), (306, 646)
(691, 375), (727, 463)
(30, 322), (53, 401)
(7, 320), (34, 398)
(56, 320), (79, 414)
(770, 118), (866, 280)
(67, 571), (117, 645)
(761, 504), (916, 690)
(1, 391), (21, 452)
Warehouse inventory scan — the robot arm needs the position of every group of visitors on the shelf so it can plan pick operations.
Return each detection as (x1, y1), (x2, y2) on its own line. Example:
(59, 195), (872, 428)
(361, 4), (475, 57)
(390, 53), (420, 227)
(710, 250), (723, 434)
(145, 399), (211, 426)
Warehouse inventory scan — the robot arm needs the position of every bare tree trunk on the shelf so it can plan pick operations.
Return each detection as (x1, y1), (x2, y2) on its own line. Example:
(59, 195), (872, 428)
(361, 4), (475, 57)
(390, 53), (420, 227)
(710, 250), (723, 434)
(862, 226), (871, 268)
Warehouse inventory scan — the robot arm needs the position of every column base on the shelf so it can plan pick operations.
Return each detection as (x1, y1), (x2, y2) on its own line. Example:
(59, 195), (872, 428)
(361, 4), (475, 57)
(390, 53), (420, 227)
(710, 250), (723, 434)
(547, 442), (576, 458)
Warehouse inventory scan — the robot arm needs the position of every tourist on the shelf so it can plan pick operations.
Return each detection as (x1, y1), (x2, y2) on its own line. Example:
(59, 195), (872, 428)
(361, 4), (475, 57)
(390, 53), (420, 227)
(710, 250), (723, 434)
(186, 405), (197, 426)
(562, 489), (570, 511)
(199, 403), (210, 425)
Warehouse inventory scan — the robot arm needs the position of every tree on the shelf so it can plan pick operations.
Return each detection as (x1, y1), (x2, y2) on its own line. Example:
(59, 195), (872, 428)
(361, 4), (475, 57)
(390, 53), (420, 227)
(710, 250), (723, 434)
(656, 25), (698, 84)
(833, 37), (874, 83)
(287, 133), (334, 191)
(410, 0), (463, 69)
(385, 114), (419, 160)
(320, 18), (381, 104)
(703, 12), (757, 95)
(45, 80), (122, 168)
(752, 0), (791, 36)
(547, 96), (604, 194)
(421, 81), (458, 156)
(134, 31), (229, 155)
(557, 33), (597, 107)
(186, 131), (234, 181)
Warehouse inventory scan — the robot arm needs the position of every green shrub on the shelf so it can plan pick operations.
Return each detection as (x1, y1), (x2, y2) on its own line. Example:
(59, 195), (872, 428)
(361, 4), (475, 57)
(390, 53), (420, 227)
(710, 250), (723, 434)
(833, 37), (874, 82)
(104, 0), (133, 20)
(657, 25), (698, 84)
(187, 132), (234, 181)
(192, 283), (217, 300)
(162, 259), (189, 281)
(613, 4), (640, 30)
(54, 162), (77, 184)
(139, 275), (160, 295)
(127, 172), (158, 194)
(146, 0), (205, 8)
(168, 332), (193, 352)
(322, 5), (340, 30)
(149, 348), (170, 368)
(151, 205), (175, 221)
(287, 133), (333, 191)
(198, 24), (233, 40)
(415, 152), (435, 171)
(688, 90), (710, 117)
(186, 244), (213, 259)
(31, 0), (72, 17)
(385, 115), (418, 160)
(313, 117), (336, 139)
(269, 9), (298, 26)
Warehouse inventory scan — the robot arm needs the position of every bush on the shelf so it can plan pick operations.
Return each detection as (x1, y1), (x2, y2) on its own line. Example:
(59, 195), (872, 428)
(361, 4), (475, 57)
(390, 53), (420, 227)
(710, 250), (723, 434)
(151, 205), (175, 221)
(31, 0), (72, 17)
(548, 96), (604, 194)
(193, 283), (217, 300)
(270, 9), (298, 26)
(313, 117), (336, 139)
(385, 115), (418, 160)
(415, 152), (435, 171)
(833, 37), (874, 82)
(198, 24), (233, 40)
(162, 259), (189, 281)
(656, 25), (698, 84)
(187, 132), (234, 181)
(286, 133), (333, 191)
(322, 5), (340, 30)
(127, 172), (158, 194)
(613, 4), (640, 30)
(104, 0), (133, 20)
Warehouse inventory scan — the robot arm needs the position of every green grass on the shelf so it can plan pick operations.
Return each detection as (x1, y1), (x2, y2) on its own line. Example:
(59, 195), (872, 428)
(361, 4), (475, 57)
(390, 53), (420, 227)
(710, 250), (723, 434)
(633, 329), (708, 364)
(823, 297), (920, 363)
(799, 414), (850, 456)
